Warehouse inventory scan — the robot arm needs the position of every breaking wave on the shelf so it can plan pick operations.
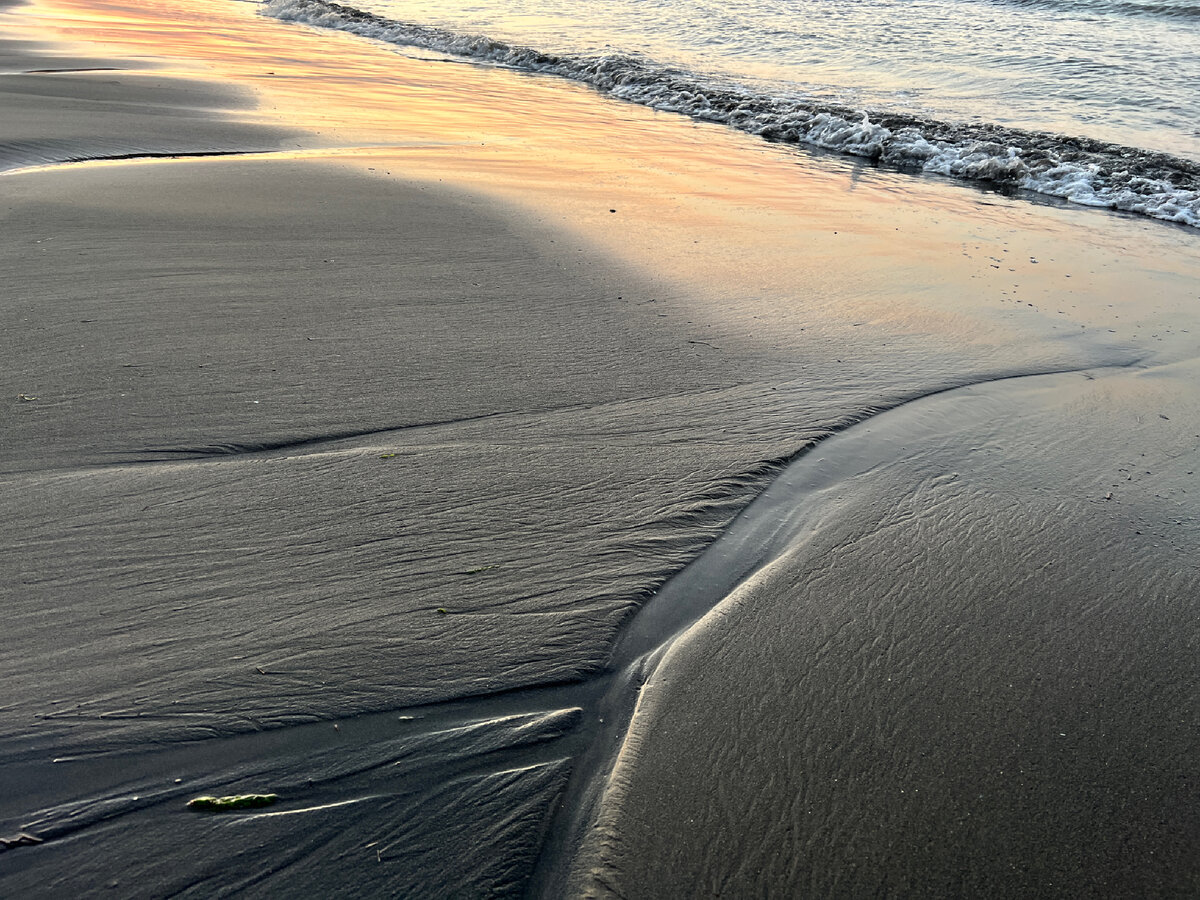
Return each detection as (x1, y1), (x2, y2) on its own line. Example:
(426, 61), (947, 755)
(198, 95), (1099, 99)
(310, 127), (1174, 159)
(263, 0), (1200, 228)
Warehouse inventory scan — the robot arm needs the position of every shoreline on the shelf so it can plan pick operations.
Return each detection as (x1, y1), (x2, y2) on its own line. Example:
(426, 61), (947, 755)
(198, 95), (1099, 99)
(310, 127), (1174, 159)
(263, 0), (1200, 227)
(3, 0), (1199, 895)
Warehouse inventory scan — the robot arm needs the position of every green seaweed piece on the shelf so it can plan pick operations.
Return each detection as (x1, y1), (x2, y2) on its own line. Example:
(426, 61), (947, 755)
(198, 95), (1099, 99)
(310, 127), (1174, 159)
(186, 793), (279, 812)
(464, 564), (501, 575)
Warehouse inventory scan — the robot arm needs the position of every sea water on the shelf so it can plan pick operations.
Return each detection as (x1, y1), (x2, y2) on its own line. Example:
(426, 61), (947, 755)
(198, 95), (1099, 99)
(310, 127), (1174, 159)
(263, 0), (1200, 226)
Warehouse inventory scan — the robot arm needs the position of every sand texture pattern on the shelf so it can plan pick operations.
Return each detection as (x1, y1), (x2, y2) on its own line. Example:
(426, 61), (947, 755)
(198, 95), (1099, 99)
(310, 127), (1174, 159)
(2, 0), (1198, 895)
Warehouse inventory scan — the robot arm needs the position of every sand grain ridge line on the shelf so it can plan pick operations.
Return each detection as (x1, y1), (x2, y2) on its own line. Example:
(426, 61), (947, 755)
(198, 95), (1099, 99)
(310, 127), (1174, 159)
(68, 358), (1142, 470)
(57, 380), (795, 469)
(0, 147), (280, 175)
(0, 140), (504, 178)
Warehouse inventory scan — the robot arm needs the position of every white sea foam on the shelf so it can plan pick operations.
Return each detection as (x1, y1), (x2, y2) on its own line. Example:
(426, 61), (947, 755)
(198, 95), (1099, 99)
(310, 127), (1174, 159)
(263, 0), (1200, 228)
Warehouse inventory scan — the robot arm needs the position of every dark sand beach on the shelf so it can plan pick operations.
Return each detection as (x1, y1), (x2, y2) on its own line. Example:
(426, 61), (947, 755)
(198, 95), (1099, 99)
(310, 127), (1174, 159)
(2, 0), (1198, 895)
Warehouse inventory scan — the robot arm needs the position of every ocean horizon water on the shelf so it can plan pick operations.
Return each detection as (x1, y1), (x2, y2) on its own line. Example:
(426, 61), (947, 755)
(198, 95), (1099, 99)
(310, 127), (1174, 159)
(264, 0), (1200, 227)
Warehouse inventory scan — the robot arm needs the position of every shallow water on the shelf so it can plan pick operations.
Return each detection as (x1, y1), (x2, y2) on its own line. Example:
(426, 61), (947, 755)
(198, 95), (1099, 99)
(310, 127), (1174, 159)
(264, 0), (1200, 226)
(355, 0), (1200, 163)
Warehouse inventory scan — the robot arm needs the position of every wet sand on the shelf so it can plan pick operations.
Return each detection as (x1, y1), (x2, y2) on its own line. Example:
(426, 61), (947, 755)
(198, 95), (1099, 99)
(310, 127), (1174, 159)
(2, 0), (1198, 895)
(578, 363), (1200, 896)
